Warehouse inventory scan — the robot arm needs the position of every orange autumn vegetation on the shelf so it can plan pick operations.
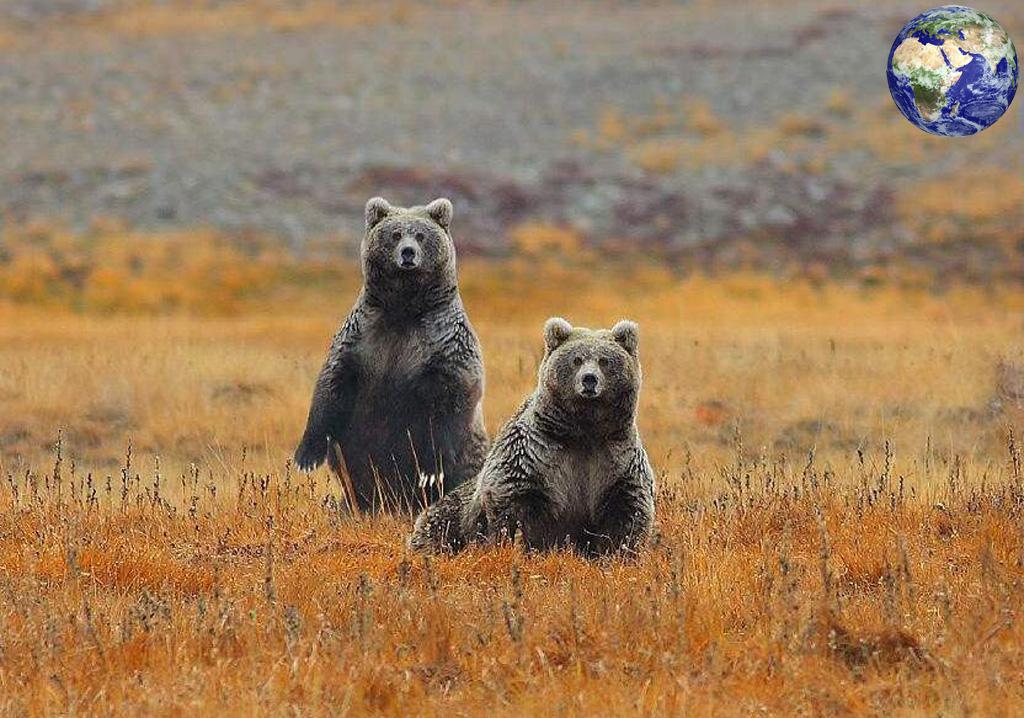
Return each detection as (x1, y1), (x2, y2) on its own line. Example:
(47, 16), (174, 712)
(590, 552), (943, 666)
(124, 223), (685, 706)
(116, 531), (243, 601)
(3, 230), (1024, 713)
(2, 430), (1024, 714)
(0, 222), (298, 313)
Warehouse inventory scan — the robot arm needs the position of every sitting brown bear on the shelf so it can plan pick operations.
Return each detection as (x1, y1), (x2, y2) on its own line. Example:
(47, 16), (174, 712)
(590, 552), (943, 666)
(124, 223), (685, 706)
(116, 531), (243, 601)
(410, 318), (655, 557)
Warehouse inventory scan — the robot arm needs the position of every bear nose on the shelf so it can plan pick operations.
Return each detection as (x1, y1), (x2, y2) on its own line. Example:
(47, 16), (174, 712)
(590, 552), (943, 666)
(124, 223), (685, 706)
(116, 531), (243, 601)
(398, 244), (418, 268)
(581, 372), (599, 391)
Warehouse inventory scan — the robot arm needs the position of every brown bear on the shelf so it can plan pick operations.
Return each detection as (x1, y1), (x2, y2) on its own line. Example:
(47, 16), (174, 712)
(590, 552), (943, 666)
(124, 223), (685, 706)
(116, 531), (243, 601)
(294, 197), (488, 513)
(410, 318), (655, 557)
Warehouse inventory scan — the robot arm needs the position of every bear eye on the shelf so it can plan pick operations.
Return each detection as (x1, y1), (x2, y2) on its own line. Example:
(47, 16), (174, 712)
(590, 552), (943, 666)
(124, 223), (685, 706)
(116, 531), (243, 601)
(415, 232), (425, 242)
(572, 356), (583, 367)
(598, 357), (609, 368)
(391, 230), (402, 241)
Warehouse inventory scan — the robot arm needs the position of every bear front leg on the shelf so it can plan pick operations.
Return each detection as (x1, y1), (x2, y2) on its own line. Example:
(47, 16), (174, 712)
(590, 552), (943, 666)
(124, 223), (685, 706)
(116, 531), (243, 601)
(585, 476), (655, 558)
(295, 310), (362, 472)
(483, 485), (560, 552)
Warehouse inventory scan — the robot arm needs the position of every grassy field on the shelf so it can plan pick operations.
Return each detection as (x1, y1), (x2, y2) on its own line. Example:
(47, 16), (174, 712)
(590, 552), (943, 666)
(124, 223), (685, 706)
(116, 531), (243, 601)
(3, 0), (1023, 713)
(2, 263), (1024, 714)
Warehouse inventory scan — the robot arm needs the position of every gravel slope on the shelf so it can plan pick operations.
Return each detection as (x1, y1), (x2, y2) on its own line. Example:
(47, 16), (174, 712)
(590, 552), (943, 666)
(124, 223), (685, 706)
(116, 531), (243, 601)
(1, 0), (1021, 274)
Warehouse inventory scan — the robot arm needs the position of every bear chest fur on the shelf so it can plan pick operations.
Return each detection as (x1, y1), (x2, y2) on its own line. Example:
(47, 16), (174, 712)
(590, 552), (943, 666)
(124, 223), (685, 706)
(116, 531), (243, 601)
(360, 325), (432, 387)
(347, 321), (474, 438)
(543, 446), (620, 524)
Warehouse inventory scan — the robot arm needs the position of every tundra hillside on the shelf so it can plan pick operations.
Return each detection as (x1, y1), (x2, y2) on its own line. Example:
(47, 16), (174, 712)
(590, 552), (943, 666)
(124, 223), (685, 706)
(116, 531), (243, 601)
(0, 0), (1021, 278)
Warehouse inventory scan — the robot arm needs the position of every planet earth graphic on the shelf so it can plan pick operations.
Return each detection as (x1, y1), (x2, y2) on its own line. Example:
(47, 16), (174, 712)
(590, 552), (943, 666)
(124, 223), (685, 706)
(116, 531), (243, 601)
(887, 6), (1018, 136)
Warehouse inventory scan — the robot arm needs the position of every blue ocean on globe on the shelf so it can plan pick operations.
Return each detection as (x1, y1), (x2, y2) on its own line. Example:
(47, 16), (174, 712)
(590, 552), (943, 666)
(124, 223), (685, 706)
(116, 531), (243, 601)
(887, 6), (1018, 136)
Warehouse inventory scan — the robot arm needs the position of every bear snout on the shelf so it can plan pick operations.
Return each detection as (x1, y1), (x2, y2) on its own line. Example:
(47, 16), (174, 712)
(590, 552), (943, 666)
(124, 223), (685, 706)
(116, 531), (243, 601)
(395, 239), (421, 270)
(576, 362), (603, 398)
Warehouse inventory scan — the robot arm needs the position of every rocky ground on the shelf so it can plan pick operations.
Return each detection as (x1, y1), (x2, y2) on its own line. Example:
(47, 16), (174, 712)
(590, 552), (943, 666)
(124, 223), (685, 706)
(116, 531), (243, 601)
(0, 0), (1021, 275)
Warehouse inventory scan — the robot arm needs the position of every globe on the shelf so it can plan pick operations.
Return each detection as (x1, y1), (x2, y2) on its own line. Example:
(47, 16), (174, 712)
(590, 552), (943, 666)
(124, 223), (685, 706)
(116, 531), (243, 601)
(887, 6), (1018, 136)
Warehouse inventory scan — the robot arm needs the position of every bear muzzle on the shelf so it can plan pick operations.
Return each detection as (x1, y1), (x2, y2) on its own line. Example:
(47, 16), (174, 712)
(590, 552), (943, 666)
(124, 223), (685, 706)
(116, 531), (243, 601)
(395, 239), (421, 270)
(575, 362), (604, 399)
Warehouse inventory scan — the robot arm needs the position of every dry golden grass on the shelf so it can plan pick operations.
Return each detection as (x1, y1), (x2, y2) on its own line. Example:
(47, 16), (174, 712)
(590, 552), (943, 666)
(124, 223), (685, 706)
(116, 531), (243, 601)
(0, 223), (294, 314)
(897, 168), (1024, 246)
(3, 263), (1024, 714)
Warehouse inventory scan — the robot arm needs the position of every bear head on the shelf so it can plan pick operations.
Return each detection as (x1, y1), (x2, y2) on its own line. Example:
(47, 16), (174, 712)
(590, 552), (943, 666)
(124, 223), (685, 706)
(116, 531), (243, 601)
(360, 197), (458, 312)
(537, 317), (642, 437)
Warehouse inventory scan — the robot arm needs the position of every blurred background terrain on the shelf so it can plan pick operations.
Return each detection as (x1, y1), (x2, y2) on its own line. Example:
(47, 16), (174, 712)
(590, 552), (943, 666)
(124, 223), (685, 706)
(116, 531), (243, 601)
(0, 0), (1021, 287)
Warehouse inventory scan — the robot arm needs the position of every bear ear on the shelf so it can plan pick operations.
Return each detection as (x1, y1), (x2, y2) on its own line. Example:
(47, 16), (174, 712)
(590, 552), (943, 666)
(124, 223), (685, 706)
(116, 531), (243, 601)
(611, 320), (639, 357)
(425, 198), (453, 231)
(365, 197), (392, 230)
(544, 317), (573, 353)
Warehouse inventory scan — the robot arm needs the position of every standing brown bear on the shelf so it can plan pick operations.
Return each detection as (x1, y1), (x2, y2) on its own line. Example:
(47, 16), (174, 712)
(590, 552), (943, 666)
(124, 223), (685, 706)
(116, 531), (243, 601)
(410, 318), (655, 557)
(294, 197), (488, 512)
